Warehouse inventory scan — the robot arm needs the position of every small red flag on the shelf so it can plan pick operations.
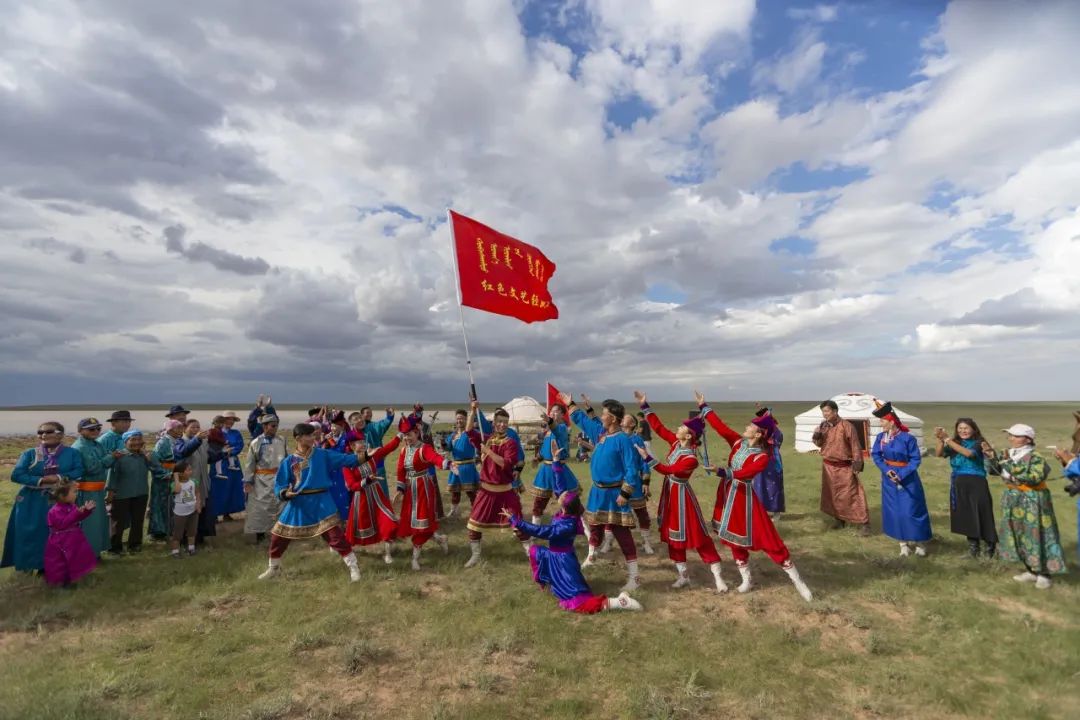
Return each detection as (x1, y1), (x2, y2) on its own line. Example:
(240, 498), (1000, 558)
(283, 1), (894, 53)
(546, 382), (566, 417)
(449, 210), (559, 323)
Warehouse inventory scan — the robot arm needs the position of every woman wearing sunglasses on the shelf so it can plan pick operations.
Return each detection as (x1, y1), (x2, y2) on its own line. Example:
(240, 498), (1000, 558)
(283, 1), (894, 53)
(2, 422), (85, 574)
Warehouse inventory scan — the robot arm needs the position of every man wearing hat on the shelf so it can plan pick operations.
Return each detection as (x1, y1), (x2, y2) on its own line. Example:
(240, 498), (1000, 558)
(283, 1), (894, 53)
(635, 392), (728, 593)
(71, 417), (119, 556)
(99, 410), (134, 454)
(695, 391), (813, 602)
(243, 414), (288, 544)
(165, 405), (190, 422)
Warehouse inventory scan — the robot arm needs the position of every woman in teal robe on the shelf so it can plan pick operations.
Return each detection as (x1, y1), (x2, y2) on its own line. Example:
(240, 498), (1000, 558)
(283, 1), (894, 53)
(71, 423), (117, 555)
(2, 422), (85, 572)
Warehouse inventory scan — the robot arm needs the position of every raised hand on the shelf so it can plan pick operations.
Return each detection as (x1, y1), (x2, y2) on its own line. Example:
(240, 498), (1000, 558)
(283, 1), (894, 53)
(580, 393), (592, 408)
(557, 391), (572, 406)
(633, 390), (646, 404)
(693, 389), (706, 405)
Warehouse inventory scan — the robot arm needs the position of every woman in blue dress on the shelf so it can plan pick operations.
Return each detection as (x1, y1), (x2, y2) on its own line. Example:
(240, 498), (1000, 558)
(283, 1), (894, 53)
(2, 421), (85, 573)
(529, 404), (579, 522)
(504, 488), (641, 614)
(871, 401), (931, 557)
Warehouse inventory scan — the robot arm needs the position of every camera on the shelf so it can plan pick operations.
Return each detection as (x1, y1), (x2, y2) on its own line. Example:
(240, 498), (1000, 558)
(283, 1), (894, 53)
(1065, 477), (1080, 497)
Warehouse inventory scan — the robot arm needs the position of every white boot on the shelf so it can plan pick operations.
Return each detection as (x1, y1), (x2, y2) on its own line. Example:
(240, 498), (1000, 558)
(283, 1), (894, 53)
(621, 560), (641, 593)
(599, 529), (614, 554)
(383, 542), (393, 565)
(434, 533), (449, 554)
(257, 557), (281, 580)
(640, 530), (655, 555)
(899, 542), (911, 557)
(671, 562), (690, 589)
(446, 503), (459, 518)
(581, 547), (598, 569)
(464, 540), (482, 568)
(411, 546), (422, 571)
(531, 515), (542, 525)
(521, 541), (532, 557)
(709, 562), (728, 593)
(736, 563), (752, 593)
(606, 591), (643, 611)
(914, 543), (927, 557)
(1035, 575), (1052, 590)
(343, 552), (361, 583)
(783, 563), (813, 602)
(1013, 571), (1038, 583)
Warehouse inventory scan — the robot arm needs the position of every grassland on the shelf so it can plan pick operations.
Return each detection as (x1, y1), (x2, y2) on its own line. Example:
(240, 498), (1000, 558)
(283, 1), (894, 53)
(1, 401), (1078, 720)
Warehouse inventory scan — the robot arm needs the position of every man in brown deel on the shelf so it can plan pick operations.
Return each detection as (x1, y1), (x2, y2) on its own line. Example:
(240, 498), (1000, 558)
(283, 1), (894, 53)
(813, 400), (871, 536)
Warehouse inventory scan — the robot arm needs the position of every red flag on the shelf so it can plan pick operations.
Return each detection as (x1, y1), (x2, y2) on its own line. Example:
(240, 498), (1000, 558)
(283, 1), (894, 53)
(546, 382), (566, 417)
(449, 210), (558, 323)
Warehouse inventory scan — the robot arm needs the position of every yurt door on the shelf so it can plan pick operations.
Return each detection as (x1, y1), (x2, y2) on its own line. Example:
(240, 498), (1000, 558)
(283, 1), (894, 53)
(851, 420), (871, 457)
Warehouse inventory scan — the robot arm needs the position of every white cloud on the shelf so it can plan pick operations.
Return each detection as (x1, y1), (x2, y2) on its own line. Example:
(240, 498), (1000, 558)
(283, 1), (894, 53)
(753, 28), (828, 95)
(585, 0), (755, 63)
(2, 0), (1080, 403)
(915, 323), (1036, 353)
(787, 5), (839, 23)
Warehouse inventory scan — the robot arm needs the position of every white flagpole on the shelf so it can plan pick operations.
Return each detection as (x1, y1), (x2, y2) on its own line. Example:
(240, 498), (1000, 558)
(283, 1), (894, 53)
(447, 209), (485, 443)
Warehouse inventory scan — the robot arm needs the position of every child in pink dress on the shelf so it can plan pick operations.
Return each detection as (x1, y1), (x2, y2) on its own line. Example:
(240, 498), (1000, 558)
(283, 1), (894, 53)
(44, 480), (98, 587)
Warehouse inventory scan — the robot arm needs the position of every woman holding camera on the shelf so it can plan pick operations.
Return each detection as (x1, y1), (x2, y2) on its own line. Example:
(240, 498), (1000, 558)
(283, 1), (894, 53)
(934, 418), (997, 558)
(984, 425), (1067, 588)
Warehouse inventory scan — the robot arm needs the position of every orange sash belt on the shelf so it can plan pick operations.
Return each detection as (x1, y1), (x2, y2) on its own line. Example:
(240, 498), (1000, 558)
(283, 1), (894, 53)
(884, 460), (907, 468)
(161, 462), (176, 470)
(480, 482), (514, 493)
(77, 481), (106, 492)
(255, 468), (277, 475)
(1005, 482), (1048, 491)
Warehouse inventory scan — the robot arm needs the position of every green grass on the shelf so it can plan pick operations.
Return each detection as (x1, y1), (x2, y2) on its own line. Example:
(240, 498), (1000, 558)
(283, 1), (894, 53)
(1, 402), (1078, 720)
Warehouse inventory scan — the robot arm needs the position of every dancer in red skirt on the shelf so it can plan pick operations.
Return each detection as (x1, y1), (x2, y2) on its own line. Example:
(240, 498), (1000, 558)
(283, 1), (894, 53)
(344, 432), (403, 565)
(633, 391), (727, 592)
(393, 415), (452, 571)
(464, 405), (529, 568)
(695, 391), (813, 602)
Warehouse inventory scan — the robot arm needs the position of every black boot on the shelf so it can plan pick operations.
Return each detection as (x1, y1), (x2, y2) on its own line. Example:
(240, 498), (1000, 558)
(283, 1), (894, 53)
(255, 532), (266, 545)
(967, 539), (980, 558)
(985, 542), (997, 558)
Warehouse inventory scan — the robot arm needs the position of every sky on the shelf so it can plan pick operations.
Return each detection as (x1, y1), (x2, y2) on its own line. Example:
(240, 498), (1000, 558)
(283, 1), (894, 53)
(1, 0), (1079, 406)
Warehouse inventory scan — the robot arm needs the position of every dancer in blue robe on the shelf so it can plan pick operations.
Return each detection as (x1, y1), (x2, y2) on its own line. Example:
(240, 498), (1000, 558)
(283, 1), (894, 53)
(505, 489), (641, 614)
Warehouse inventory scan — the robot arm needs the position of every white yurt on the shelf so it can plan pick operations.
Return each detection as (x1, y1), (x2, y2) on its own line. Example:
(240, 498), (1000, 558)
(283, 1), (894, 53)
(499, 396), (549, 450)
(793, 392), (925, 454)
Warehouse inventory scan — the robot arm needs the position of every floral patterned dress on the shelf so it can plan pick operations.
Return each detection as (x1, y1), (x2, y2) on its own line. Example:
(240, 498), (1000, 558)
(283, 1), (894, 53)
(986, 448), (1067, 575)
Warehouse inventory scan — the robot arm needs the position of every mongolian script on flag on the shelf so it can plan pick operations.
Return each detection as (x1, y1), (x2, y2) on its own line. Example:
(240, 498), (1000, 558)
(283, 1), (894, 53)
(449, 210), (559, 323)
